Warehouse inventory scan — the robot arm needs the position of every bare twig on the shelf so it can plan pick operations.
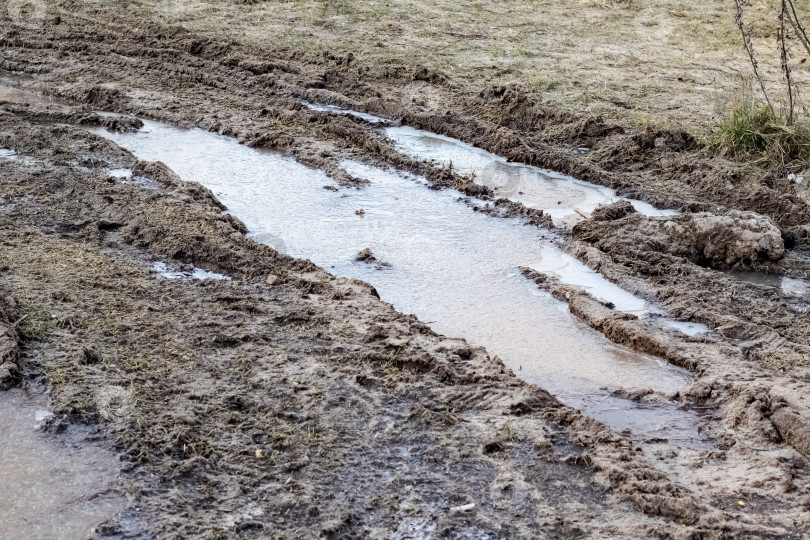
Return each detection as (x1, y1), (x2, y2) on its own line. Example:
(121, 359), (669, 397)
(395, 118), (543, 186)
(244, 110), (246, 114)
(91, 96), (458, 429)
(734, 0), (773, 110)
(780, 0), (796, 124)
(786, 0), (810, 58)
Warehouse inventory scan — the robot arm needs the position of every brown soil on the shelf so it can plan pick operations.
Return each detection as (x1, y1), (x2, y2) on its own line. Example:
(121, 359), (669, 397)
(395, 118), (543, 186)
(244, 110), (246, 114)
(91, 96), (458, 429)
(1, 2), (810, 538)
(0, 107), (723, 539)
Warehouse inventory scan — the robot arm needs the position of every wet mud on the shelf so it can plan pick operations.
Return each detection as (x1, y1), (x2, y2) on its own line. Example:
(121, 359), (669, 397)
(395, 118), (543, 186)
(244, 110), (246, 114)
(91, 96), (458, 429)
(0, 112), (731, 538)
(0, 2), (810, 537)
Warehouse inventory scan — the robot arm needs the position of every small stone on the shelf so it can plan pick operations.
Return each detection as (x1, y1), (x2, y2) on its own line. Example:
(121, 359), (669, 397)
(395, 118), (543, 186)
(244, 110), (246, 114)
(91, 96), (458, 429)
(355, 248), (376, 262)
(266, 275), (279, 286)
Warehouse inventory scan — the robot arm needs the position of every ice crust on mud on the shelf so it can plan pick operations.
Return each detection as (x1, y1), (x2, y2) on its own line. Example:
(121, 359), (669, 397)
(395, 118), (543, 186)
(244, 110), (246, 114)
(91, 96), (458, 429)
(152, 261), (231, 281)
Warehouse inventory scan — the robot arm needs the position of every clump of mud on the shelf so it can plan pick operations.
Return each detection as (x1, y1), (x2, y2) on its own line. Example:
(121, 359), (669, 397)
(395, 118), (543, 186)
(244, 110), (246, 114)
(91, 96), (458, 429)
(664, 210), (784, 266)
(591, 200), (636, 221)
(355, 247), (391, 269)
(575, 206), (784, 267)
(355, 247), (376, 262)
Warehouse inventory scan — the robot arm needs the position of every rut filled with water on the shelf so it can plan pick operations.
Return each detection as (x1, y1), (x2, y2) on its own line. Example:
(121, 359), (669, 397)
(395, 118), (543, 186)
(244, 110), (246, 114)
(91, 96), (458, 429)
(91, 119), (708, 444)
(0, 385), (125, 539)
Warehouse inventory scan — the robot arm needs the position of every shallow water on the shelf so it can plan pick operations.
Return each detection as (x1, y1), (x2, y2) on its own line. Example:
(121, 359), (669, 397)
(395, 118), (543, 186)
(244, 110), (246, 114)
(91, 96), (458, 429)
(0, 85), (59, 107)
(727, 270), (783, 288)
(301, 101), (387, 124)
(90, 120), (710, 443)
(302, 100), (677, 225)
(0, 386), (125, 539)
(530, 249), (710, 336)
(385, 125), (676, 226)
(728, 270), (810, 312)
(152, 261), (231, 281)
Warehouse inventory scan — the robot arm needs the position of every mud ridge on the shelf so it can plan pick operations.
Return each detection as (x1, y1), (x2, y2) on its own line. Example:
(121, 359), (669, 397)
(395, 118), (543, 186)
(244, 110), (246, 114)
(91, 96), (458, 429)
(0, 294), (20, 390)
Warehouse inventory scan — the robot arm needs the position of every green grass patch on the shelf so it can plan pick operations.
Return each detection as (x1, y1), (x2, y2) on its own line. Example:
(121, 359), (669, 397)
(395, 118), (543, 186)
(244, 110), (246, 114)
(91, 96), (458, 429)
(707, 104), (810, 171)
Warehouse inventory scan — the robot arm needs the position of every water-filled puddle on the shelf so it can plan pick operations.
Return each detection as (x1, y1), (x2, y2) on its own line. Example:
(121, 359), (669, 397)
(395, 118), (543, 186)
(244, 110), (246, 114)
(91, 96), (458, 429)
(728, 270), (809, 312)
(530, 250), (710, 336)
(0, 385), (125, 539)
(90, 119), (710, 444)
(384, 125), (676, 225)
(299, 102), (676, 225)
(301, 101), (387, 124)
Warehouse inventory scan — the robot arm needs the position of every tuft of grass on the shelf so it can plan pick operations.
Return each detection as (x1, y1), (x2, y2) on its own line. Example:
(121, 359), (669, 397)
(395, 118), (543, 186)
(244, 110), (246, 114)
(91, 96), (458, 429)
(500, 421), (518, 442)
(707, 104), (810, 171)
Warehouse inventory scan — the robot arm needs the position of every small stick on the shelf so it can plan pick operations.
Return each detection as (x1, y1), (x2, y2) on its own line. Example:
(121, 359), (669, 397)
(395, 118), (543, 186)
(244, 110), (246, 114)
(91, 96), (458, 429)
(780, 0), (796, 124)
(787, 0), (810, 58)
(734, 0), (773, 110)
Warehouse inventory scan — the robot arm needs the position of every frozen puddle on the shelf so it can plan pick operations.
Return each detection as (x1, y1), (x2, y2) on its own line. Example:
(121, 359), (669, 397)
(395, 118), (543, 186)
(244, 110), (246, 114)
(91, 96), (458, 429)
(91, 119), (707, 444)
(530, 249), (710, 336)
(0, 386), (125, 539)
(384, 125), (676, 226)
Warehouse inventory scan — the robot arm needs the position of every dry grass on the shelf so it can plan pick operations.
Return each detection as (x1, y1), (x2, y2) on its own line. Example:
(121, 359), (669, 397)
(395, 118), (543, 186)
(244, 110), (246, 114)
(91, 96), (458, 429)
(126, 0), (810, 132)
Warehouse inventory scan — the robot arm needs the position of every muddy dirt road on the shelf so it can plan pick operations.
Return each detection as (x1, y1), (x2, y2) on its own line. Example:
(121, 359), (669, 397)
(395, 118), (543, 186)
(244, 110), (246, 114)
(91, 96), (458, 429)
(0, 2), (810, 538)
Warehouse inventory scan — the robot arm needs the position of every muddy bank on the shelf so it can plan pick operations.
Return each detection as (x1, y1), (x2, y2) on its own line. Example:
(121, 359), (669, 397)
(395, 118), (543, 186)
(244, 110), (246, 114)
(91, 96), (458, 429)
(2, 95), (809, 537)
(0, 111), (727, 537)
(0, 3), (809, 536)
